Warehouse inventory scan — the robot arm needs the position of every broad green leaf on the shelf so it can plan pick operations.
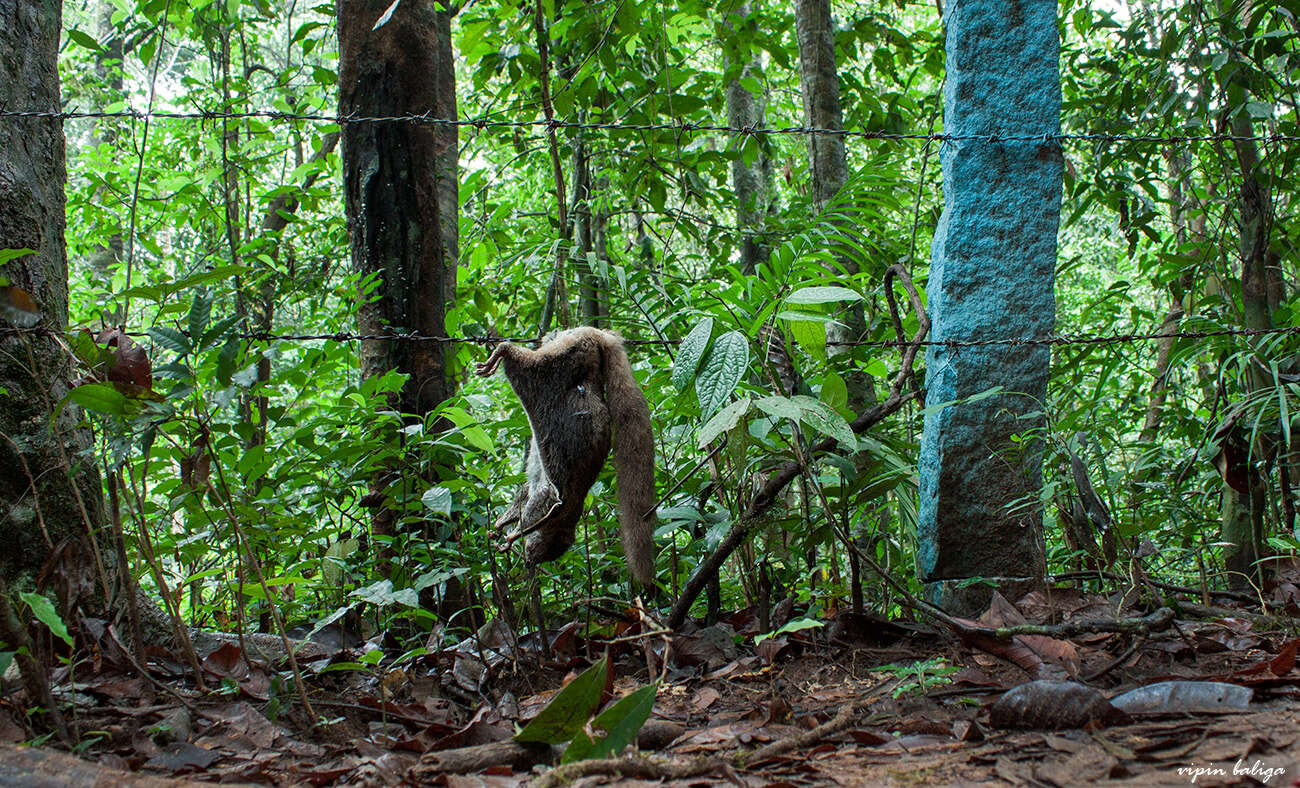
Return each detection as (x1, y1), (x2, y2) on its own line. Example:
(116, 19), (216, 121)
(756, 617), (824, 645)
(349, 579), (419, 608)
(67, 28), (103, 51)
(787, 316), (827, 361)
(591, 681), (658, 741)
(64, 383), (128, 416)
(19, 592), (72, 646)
(697, 396), (751, 448)
(672, 317), (713, 391)
(695, 331), (748, 417)
(754, 394), (801, 423)
(0, 248), (36, 266)
(515, 657), (608, 744)
(755, 395), (855, 447)
(820, 373), (848, 413)
(216, 339), (239, 386)
(791, 395), (856, 447)
(562, 682), (659, 763)
(785, 286), (863, 306)
(149, 326), (193, 357)
(421, 486), (452, 517)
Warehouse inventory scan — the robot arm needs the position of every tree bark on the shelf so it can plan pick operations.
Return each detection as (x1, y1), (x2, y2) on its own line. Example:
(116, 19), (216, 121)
(0, 0), (110, 608)
(723, 2), (772, 276)
(338, 0), (459, 571)
(794, 0), (870, 409)
(1220, 114), (1274, 590)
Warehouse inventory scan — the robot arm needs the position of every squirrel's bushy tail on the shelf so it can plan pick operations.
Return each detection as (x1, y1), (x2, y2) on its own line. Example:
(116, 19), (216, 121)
(597, 331), (656, 587)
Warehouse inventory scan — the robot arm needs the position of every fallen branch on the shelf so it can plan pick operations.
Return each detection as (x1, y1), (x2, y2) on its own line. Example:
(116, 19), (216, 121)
(412, 740), (552, 776)
(667, 265), (929, 630)
(1051, 570), (1256, 604)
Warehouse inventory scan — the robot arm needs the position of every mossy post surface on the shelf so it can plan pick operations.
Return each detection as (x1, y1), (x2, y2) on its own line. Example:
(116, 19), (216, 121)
(917, 0), (1062, 613)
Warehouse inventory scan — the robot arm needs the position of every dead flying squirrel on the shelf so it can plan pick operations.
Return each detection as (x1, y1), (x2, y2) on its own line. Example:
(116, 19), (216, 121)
(477, 327), (656, 586)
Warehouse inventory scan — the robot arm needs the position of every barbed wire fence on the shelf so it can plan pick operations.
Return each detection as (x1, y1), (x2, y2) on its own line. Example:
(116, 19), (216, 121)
(1, 104), (1294, 354)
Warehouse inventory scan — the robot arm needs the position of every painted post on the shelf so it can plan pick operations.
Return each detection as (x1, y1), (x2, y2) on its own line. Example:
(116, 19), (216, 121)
(917, 0), (1062, 613)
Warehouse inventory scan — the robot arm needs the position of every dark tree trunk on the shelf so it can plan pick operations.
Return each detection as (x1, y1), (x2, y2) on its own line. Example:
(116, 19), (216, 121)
(338, 0), (459, 571)
(794, 0), (870, 409)
(572, 133), (604, 326)
(1221, 114), (1274, 591)
(0, 0), (110, 607)
(723, 2), (772, 277)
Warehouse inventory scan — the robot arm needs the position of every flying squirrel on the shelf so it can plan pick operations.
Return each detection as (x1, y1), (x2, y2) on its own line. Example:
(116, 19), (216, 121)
(476, 327), (656, 586)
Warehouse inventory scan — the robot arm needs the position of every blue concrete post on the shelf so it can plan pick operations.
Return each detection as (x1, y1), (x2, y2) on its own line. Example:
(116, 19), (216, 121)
(917, 0), (1062, 613)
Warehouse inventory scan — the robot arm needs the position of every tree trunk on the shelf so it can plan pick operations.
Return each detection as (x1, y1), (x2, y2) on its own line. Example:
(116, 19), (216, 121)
(1139, 148), (1196, 444)
(794, 0), (870, 409)
(1221, 114), (1274, 590)
(571, 133), (603, 325)
(338, 0), (459, 570)
(723, 2), (772, 277)
(88, 0), (125, 326)
(0, 0), (111, 607)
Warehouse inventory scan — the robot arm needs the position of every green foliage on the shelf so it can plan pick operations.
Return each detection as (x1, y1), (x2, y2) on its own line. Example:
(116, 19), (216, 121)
(19, 593), (73, 647)
(41, 0), (1300, 644)
(514, 657), (658, 763)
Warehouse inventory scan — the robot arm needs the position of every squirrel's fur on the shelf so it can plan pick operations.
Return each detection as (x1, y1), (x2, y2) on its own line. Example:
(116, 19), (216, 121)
(477, 327), (656, 586)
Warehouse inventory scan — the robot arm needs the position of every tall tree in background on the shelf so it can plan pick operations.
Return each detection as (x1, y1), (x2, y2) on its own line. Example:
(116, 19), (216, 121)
(0, 0), (110, 604)
(794, 0), (870, 409)
(338, 0), (459, 572)
(724, 1), (773, 277)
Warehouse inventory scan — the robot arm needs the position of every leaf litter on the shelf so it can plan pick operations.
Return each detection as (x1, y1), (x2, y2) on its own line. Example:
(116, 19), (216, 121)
(4, 588), (1300, 787)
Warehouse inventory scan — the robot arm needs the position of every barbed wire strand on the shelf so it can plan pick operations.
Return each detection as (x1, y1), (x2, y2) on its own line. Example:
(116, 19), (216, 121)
(4, 323), (1299, 350)
(1, 106), (1294, 145)
(5, 106), (1294, 352)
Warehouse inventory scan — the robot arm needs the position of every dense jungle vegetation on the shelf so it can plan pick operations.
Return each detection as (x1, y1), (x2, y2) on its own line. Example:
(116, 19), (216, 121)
(15, 0), (1300, 644)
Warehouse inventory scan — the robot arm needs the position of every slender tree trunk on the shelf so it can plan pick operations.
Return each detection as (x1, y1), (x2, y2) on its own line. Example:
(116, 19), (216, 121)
(794, 0), (870, 410)
(339, 0), (459, 572)
(88, 0), (126, 326)
(0, 0), (111, 608)
(1221, 114), (1274, 591)
(572, 133), (603, 325)
(1139, 148), (1196, 443)
(723, 2), (772, 277)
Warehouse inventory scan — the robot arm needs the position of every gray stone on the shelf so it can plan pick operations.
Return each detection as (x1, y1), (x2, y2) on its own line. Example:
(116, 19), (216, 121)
(917, 0), (1062, 598)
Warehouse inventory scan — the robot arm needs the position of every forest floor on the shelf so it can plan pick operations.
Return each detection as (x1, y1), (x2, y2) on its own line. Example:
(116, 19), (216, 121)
(3, 574), (1300, 787)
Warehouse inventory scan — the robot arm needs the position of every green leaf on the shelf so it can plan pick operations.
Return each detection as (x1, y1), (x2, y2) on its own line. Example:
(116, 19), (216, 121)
(790, 395), (856, 447)
(0, 248), (36, 266)
(149, 326), (193, 356)
(66, 29), (103, 51)
(695, 331), (749, 417)
(756, 616), (824, 645)
(697, 396), (751, 448)
(188, 290), (213, 342)
(421, 486), (452, 517)
(216, 339), (239, 386)
(754, 394), (801, 422)
(820, 373), (848, 413)
(672, 317), (713, 391)
(787, 316), (827, 361)
(349, 579), (419, 608)
(785, 286), (863, 306)
(64, 383), (128, 416)
(515, 657), (609, 744)
(19, 592), (73, 647)
(755, 395), (855, 448)
(562, 682), (659, 763)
